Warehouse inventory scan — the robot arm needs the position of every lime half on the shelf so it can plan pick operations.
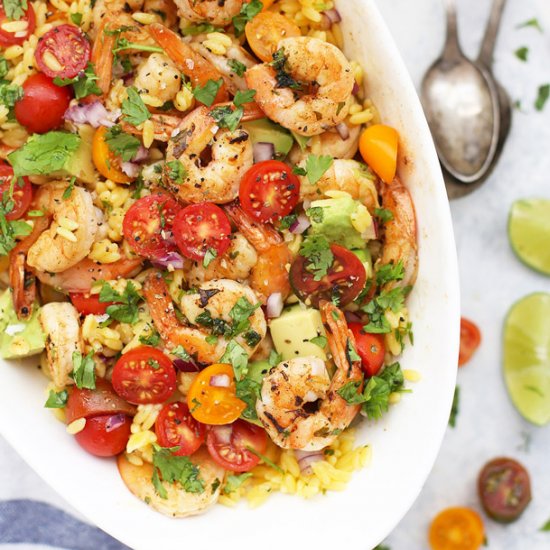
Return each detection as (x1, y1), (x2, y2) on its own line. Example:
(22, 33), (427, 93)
(503, 293), (550, 426)
(508, 199), (550, 275)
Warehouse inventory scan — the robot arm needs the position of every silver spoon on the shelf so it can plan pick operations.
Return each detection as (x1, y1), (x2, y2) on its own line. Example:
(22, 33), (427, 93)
(421, 0), (502, 184)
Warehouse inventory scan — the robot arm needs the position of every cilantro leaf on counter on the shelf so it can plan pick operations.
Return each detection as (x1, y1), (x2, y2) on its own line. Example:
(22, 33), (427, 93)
(516, 18), (543, 33)
(514, 46), (529, 62)
(122, 86), (151, 126)
(192, 78), (223, 107)
(104, 124), (141, 161)
(540, 518), (550, 532)
(535, 84), (550, 111)
(72, 351), (96, 389)
(449, 385), (460, 428)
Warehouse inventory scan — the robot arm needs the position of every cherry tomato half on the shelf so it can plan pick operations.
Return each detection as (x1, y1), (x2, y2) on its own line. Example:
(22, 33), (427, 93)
(74, 413), (132, 457)
(173, 202), (231, 262)
(0, 165), (31, 220)
(459, 317), (481, 366)
(478, 457), (531, 523)
(112, 346), (177, 405)
(92, 126), (133, 184)
(0, 3), (35, 47)
(69, 292), (116, 316)
(289, 244), (366, 308)
(429, 507), (485, 550)
(122, 193), (181, 260)
(359, 124), (399, 184)
(35, 24), (91, 79)
(239, 160), (300, 223)
(155, 401), (206, 456)
(65, 378), (136, 424)
(245, 12), (301, 63)
(187, 363), (246, 425)
(348, 323), (385, 377)
(206, 420), (267, 472)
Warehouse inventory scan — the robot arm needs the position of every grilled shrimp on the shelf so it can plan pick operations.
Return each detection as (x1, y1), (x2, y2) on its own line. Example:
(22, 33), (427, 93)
(299, 159), (380, 213)
(134, 53), (182, 105)
(380, 179), (418, 289)
(175, 0), (244, 26)
(256, 302), (363, 451)
(143, 271), (266, 364)
(117, 448), (224, 518)
(164, 106), (253, 204)
(245, 37), (354, 136)
(27, 183), (100, 274)
(40, 302), (83, 389)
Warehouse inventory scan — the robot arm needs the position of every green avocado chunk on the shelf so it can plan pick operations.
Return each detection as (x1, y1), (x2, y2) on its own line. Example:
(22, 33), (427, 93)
(0, 289), (46, 359)
(242, 118), (294, 158)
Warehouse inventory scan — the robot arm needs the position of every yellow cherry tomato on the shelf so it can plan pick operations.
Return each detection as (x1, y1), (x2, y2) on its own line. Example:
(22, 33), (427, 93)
(429, 507), (485, 550)
(359, 124), (399, 184)
(92, 126), (133, 184)
(245, 12), (301, 63)
(187, 363), (246, 425)
(260, 0), (276, 10)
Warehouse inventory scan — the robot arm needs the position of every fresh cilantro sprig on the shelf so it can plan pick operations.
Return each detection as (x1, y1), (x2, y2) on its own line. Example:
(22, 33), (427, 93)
(122, 86), (151, 126)
(299, 235), (334, 281)
(4, 0), (27, 21)
(514, 46), (529, 62)
(304, 154), (333, 185)
(516, 18), (543, 33)
(375, 261), (405, 287)
(44, 389), (69, 408)
(535, 84), (550, 111)
(0, 82), (23, 108)
(72, 351), (96, 389)
(361, 286), (411, 334)
(449, 385), (460, 428)
(271, 48), (301, 90)
(165, 160), (187, 184)
(0, 193), (31, 256)
(220, 340), (249, 381)
(232, 0), (263, 36)
(104, 125), (141, 162)
(99, 280), (141, 324)
(235, 377), (261, 420)
(209, 89), (256, 131)
(228, 59), (247, 77)
(192, 78), (223, 107)
(54, 63), (102, 100)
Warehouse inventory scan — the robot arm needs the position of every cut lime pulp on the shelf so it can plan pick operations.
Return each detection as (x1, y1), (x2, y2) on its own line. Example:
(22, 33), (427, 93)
(503, 293), (550, 426)
(508, 199), (550, 275)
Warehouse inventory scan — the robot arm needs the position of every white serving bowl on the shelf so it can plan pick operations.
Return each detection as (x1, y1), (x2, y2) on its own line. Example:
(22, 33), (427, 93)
(0, 1), (459, 548)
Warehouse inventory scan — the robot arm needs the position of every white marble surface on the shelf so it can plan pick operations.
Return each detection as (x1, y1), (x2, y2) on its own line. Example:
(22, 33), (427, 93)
(2, 1), (550, 549)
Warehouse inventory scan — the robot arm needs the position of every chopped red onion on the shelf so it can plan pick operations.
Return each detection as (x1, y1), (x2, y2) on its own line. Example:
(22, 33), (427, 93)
(352, 81), (360, 95)
(322, 8), (341, 24)
(344, 311), (363, 324)
(266, 292), (284, 318)
(295, 450), (324, 474)
(121, 161), (140, 178)
(152, 251), (185, 270)
(64, 101), (120, 128)
(173, 359), (201, 373)
(253, 142), (275, 163)
(289, 213), (311, 234)
(335, 122), (350, 140)
(105, 414), (127, 433)
(133, 145), (149, 163)
(210, 374), (231, 387)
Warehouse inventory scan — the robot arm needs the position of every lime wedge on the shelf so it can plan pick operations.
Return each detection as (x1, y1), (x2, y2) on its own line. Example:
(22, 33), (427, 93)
(508, 199), (550, 275)
(503, 293), (550, 426)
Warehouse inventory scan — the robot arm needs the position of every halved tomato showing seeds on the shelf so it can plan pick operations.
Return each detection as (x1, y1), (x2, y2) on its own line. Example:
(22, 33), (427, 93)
(0, 3), (36, 47)
(155, 402), (205, 456)
(0, 164), (32, 220)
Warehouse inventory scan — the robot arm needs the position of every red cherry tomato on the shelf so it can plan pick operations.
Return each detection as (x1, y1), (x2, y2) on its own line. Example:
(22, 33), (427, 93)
(14, 73), (72, 134)
(289, 244), (366, 308)
(155, 402), (206, 456)
(0, 164), (31, 220)
(173, 202), (231, 262)
(69, 292), (116, 316)
(206, 420), (267, 472)
(122, 193), (181, 260)
(239, 160), (300, 223)
(0, 3), (36, 46)
(35, 24), (91, 79)
(65, 378), (136, 424)
(348, 322), (385, 377)
(74, 413), (132, 457)
(459, 317), (481, 366)
(111, 346), (177, 405)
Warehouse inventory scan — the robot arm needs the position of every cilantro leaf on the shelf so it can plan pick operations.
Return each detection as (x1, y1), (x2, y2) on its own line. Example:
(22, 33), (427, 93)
(305, 154), (333, 185)
(0, 194), (32, 256)
(165, 160), (187, 183)
(70, 12), (82, 25)
(152, 445), (205, 497)
(535, 84), (550, 111)
(203, 247), (217, 268)
(219, 340), (249, 381)
(376, 261), (405, 287)
(4, 0), (27, 20)
(514, 46), (529, 62)
(361, 376), (391, 419)
(104, 124), (140, 161)
(0, 56), (8, 79)
(232, 0), (263, 36)
(374, 207), (393, 223)
(122, 86), (151, 126)
(229, 296), (260, 336)
(72, 351), (96, 389)
(228, 59), (247, 76)
(449, 385), (460, 428)
(54, 63), (102, 100)
(279, 213), (297, 230)
(171, 345), (192, 361)
(540, 518), (550, 532)
(44, 389), (69, 408)
(306, 206), (324, 224)
(210, 104), (244, 132)
(8, 132), (81, 177)
(235, 377), (261, 420)
(192, 78), (223, 107)
(139, 329), (161, 346)
(347, 339), (361, 362)
(0, 82), (23, 108)
(62, 177), (75, 200)
(112, 37), (163, 55)
(233, 89), (256, 108)
(299, 235), (334, 281)
(516, 18), (543, 33)
(271, 48), (301, 89)
(268, 349), (282, 367)
(337, 378), (367, 405)
(99, 280), (141, 324)
(223, 473), (252, 494)
(310, 335), (327, 348)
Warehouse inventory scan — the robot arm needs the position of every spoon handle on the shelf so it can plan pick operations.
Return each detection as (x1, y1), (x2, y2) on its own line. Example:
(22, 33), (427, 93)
(477, 0), (507, 68)
(442, 0), (463, 60)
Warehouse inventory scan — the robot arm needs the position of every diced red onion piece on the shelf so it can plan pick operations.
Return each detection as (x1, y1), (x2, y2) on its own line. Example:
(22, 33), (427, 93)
(320, 14), (332, 30)
(253, 142), (275, 163)
(295, 450), (324, 474)
(289, 212), (311, 234)
(322, 8), (341, 23)
(344, 311), (363, 324)
(266, 292), (284, 318)
(352, 81), (360, 95)
(173, 359), (200, 373)
(151, 251), (185, 270)
(336, 122), (350, 140)
(105, 414), (127, 432)
(121, 161), (140, 178)
(64, 100), (120, 128)
(210, 374), (231, 387)
(132, 145), (149, 163)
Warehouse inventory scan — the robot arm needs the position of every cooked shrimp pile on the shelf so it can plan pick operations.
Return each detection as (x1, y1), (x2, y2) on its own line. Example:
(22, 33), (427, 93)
(0, 0), (418, 517)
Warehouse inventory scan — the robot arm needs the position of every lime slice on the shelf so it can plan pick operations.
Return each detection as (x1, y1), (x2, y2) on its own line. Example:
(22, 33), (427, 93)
(508, 199), (550, 275)
(503, 293), (550, 426)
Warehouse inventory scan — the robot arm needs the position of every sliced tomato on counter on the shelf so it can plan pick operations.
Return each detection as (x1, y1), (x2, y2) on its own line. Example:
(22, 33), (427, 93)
(156, 402), (206, 456)
(173, 202), (231, 262)
(69, 291), (115, 316)
(348, 323), (385, 377)
(478, 457), (531, 523)
(239, 160), (300, 223)
(65, 378), (136, 424)
(112, 346), (177, 405)
(459, 317), (481, 366)
(289, 244), (366, 308)
(35, 24), (91, 79)
(0, 3), (36, 47)
(429, 507), (485, 550)
(122, 193), (181, 260)
(92, 126), (134, 184)
(359, 124), (399, 184)
(206, 420), (267, 472)
(187, 363), (246, 425)
(74, 413), (132, 457)
(0, 165), (32, 220)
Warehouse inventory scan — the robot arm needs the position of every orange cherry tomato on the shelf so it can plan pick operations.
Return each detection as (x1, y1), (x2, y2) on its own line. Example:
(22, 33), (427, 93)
(459, 317), (481, 366)
(187, 363), (246, 425)
(245, 12), (301, 62)
(429, 507), (485, 550)
(92, 126), (133, 184)
(260, 0), (276, 10)
(359, 124), (399, 184)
